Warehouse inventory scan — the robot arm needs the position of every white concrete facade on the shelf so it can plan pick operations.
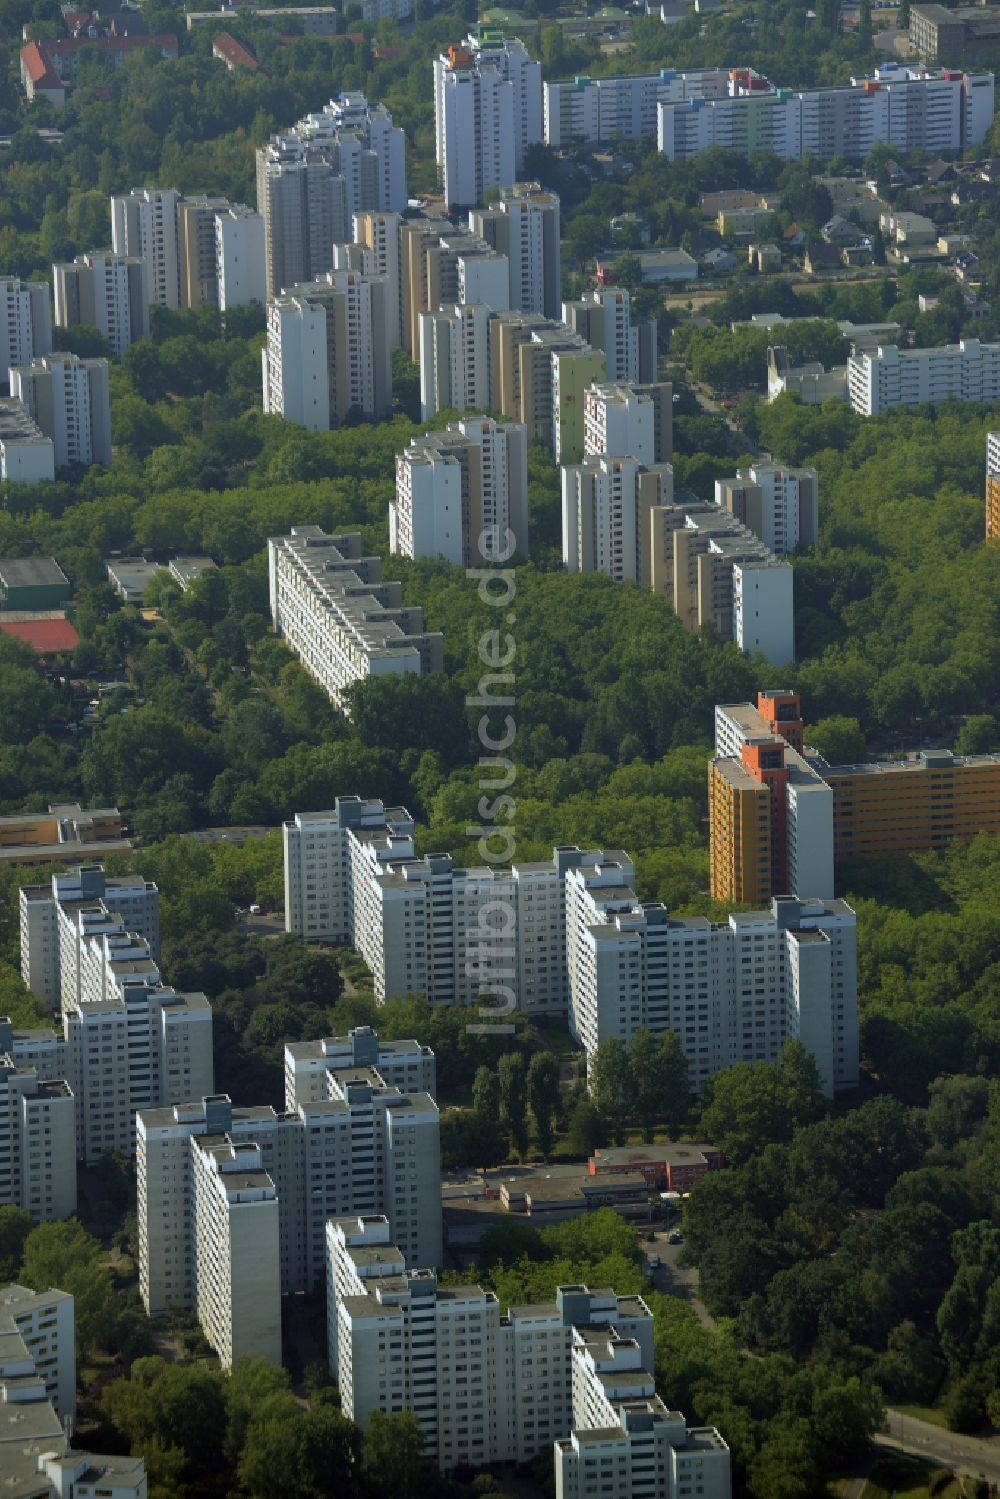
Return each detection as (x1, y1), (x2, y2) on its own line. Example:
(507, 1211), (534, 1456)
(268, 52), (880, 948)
(544, 66), (733, 146)
(111, 188), (182, 309)
(418, 303), (492, 420)
(262, 269), (392, 428)
(584, 382), (673, 466)
(0, 1283), (75, 1420)
(0, 1041), (76, 1223)
(392, 416), (529, 566)
(848, 338), (1000, 415)
(215, 205), (266, 310)
(714, 464), (818, 553)
(0, 399), (55, 483)
(562, 454), (673, 582)
(284, 1026), (435, 1111)
(469, 184), (562, 319)
(0, 278), (52, 393)
(566, 863), (858, 1096)
(434, 33), (541, 208)
(267, 528), (443, 709)
(10, 354), (111, 470)
(137, 1073), (443, 1362)
(52, 253), (148, 357)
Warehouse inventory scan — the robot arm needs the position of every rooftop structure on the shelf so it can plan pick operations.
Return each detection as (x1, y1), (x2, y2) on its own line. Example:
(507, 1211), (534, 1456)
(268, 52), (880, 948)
(0, 805), (131, 868)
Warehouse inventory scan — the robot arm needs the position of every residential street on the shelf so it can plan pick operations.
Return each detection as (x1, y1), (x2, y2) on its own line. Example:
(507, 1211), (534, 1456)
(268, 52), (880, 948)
(876, 1411), (1000, 1483)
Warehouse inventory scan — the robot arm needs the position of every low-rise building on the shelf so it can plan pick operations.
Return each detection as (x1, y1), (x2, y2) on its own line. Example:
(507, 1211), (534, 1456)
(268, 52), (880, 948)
(0, 558), (69, 612)
(267, 527), (443, 711)
(105, 557), (161, 604)
(0, 805), (131, 868)
(767, 346), (848, 404)
(168, 555), (216, 592)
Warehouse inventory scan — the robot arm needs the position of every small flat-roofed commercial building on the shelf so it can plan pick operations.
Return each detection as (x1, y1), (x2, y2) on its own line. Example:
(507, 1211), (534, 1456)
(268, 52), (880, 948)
(0, 804), (132, 868)
(0, 558), (70, 611)
(106, 557), (162, 604)
(168, 555), (217, 592)
(587, 1142), (725, 1191)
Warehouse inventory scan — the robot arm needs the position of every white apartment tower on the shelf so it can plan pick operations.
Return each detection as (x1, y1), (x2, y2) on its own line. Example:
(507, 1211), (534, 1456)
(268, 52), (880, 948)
(848, 338), (1000, 415)
(262, 269), (392, 428)
(435, 33), (542, 208)
(52, 253), (148, 356)
(0, 1283), (76, 1420)
(137, 1074), (442, 1364)
(565, 855), (858, 1096)
(391, 416), (529, 566)
(191, 1135), (281, 1368)
(715, 463), (818, 553)
(111, 188), (182, 309)
(584, 381), (674, 465)
(556, 1325), (731, 1499)
(0, 277), (52, 394)
(267, 528), (443, 709)
(10, 354), (111, 470)
(0, 1041), (76, 1223)
(562, 289), (657, 385)
(20, 864), (159, 1009)
(562, 454), (673, 582)
(215, 204), (266, 310)
(469, 183), (562, 319)
(330, 1223), (660, 1474)
(256, 95), (406, 298)
(418, 303), (492, 420)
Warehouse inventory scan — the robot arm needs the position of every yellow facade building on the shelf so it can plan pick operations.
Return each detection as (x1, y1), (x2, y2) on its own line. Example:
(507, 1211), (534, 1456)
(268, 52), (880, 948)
(825, 749), (1000, 859)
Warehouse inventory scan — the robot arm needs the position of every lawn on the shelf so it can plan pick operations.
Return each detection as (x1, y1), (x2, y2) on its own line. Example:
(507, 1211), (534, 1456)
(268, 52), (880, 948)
(863, 1456), (961, 1498)
(892, 1404), (951, 1430)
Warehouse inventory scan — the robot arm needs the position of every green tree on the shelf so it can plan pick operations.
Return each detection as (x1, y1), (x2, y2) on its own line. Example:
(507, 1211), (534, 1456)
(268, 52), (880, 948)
(807, 715), (866, 764)
(473, 1065), (501, 1123)
(527, 1051), (560, 1157)
(565, 1095), (606, 1157)
(362, 1410), (432, 1498)
(21, 1219), (116, 1356)
(589, 1038), (632, 1145)
(498, 1052), (529, 1156)
(0, 1205), (32, 1281)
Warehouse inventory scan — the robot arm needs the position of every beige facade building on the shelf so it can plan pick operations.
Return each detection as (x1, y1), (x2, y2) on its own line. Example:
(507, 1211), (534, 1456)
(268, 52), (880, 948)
(562, 453), (673, 582)
(52, 253), (147, 357)
(488, 311), (605, 461)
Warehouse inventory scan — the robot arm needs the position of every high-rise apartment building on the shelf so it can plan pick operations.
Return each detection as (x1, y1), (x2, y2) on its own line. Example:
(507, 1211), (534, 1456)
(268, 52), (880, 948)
(418, 303), (492, 420)
(470, 183), (562, 319)
(0, 1040), (76, 1222)
(650, 498), (794, 663)
(215, 204), (266, 311)
(848, 337), (1000, 415)
(709, 695), (834, 906)
(565, 854), (858, 1095)
(714, 464), (818, 553)
(583, 380), (673, 464)
(284, 801), (610, 1016)
(988, 430), (1000, 539)
(434, 33), (541, 208)
(138, 1072), (442, 1364)
(110, 188), (182, 309)
(822, 749), (1000, 860)
(20, 864), (159, 1009)
(52, 253), (148, 356)
(267, 528), (443, 709)
(561, 454), (673, 582)
(0, 1282), (75, 1420)
(0, 278), (52, 394)
(392, 417), (529, 565)
(658, 64), (994, 161)
(330, 1220), (662, 1470)
(0, 399), (55, 483)
(562, 289), (657, 385)
(351, 210), (404, 347)
(544, 65), (734, 146)
(284, 1026), (435, 1111)
(1, 1282), (148, 1498)
(10, 354), (111, 470)
(556, 1323), (731, 1499)
(489, 311), (605, 461)
(262, 269), (392, 428)
(256, 95), (406, 297)
(176, 194), (232, 308)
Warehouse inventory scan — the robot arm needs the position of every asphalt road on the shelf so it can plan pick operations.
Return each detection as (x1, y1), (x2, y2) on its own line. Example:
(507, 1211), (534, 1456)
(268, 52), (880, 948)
(877, 1410), (1000, 1483)
(643, 1229), (715, 1329)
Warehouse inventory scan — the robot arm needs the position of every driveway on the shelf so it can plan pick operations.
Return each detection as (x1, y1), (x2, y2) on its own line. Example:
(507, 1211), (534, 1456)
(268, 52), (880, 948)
(644, 1230), (715, 1329)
